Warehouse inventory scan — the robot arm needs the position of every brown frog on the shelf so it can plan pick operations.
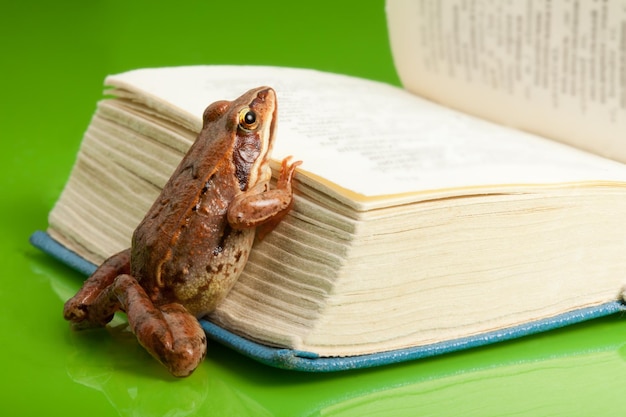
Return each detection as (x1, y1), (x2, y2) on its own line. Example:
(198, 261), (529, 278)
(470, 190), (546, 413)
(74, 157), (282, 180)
(63, 86), (301, 377)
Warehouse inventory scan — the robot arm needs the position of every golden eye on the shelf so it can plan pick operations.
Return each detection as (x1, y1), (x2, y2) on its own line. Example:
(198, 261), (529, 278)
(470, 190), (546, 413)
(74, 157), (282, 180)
(238, 108), (259, 131)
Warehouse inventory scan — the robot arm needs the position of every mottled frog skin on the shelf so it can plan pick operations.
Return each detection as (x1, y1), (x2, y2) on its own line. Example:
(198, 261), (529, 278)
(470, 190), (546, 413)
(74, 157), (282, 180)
(63, 87), (301, 377)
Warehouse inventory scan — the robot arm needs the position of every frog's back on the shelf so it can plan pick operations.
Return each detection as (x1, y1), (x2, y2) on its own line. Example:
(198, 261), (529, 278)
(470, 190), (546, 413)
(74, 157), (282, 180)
(131, 163), (254, 315)
(130, 124), (235, 279)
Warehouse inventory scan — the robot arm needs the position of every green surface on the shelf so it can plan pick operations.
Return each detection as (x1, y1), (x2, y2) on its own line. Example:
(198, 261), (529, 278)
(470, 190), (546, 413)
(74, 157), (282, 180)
(3, 1), (626, 416)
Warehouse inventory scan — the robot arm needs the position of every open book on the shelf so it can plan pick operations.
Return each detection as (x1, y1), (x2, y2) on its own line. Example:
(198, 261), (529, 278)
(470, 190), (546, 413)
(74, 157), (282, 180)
(32, 0), (626, 371)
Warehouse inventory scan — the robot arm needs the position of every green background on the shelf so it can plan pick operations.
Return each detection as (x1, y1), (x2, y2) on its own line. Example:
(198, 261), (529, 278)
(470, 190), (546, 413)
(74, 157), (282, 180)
(3, 1), (626, 415)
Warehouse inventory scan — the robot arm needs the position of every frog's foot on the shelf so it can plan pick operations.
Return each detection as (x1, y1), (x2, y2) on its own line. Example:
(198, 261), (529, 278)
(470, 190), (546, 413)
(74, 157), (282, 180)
(113, 275), (207, 377)
(227, 156), (302, 239)
(276, 155), (303, 189)
(256, 157), (302, 239)
(147, 304), (208, 377)
(63, 249), (131, 328)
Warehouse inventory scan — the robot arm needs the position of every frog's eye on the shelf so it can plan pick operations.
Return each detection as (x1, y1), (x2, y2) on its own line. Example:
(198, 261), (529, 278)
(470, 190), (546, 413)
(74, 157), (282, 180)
(238, 108), (259, 131)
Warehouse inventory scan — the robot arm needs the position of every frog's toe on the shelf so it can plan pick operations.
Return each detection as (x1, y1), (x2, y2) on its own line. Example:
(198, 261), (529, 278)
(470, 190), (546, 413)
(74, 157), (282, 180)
(163, 338), (207, 378)
(63, 303), (86, 322)
(68, 314), (115, 330)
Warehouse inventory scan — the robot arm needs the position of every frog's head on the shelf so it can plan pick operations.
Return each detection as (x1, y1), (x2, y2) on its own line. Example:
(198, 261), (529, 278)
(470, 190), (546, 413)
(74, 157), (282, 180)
(202, 86), (277, 191)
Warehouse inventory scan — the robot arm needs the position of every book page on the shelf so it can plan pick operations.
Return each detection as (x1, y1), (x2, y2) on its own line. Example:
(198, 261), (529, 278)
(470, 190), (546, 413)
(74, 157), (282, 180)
(387, 0), (626, 163)
(106, 66), (626, 210)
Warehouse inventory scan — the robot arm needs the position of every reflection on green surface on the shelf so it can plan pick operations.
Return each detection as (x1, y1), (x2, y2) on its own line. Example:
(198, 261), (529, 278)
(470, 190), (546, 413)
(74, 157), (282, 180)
(317, 351), (625, 416)
(65, 328), (273, 417)
(33, 254), (626, 417)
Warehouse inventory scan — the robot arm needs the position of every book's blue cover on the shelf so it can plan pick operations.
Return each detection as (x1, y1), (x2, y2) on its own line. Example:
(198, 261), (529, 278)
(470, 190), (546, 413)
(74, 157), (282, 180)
(30, 230), (626, 372)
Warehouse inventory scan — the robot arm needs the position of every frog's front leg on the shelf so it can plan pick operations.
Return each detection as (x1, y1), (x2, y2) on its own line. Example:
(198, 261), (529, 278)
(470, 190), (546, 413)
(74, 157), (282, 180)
(228, 156), (302, 238)
(90, 274), (207, 377)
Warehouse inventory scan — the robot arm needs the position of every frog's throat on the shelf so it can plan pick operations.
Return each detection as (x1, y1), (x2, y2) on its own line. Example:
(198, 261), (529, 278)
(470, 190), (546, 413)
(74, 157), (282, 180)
(248, 88), (277, 186)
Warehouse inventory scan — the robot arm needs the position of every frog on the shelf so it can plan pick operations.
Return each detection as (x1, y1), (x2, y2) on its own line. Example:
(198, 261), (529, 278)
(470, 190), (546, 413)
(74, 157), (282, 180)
(63, 86), (302, 377)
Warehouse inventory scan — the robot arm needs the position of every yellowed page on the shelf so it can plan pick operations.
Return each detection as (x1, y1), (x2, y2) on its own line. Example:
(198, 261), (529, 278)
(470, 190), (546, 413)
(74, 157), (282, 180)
(387, 0), (626, 163)
(107, 65), (626, 210)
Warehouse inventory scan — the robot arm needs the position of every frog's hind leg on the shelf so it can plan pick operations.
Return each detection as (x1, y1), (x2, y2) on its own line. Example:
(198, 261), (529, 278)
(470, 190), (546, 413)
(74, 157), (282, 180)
(109, 274), (207, 377)
(63, 249), (131, 328)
